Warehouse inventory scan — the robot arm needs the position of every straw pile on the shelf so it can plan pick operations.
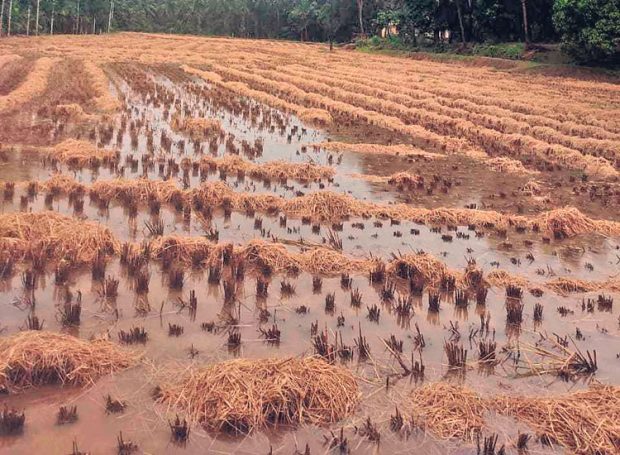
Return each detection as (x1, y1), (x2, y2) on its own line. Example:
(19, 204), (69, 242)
(537, 207), (620, 238)
(387, 252), (452, 288)
(90, 178), (181, 203)
(298, 108), (333, 125)
(485, 157), (536, 175)
(157, 357), (358, 432)
(300, 248), (373, 275)
(0, 331), (137, 391)
(486, 270), (529, 289)
(312, 141), (445, 159)
(407, 382), (620, 454)
(21, 176), (620, 238)
(409, 383), (487, 441)
(0, 57), (57, 112)
(82, 59), (121, 111)
(0, 54), (22, 69)
(200, 155), (334, 181)
(40, 174), (86, 195)
(150, 235), (219, 266)
(53, 103), (88, 119)
(238, 240), (303, 273)
(491, 386), (620, 455)
(283, 191), (369, 220)
(48, 139), (117, 167)
(0, 212), (119, 263)
(351, 172), (424, 187)
(171, 115), (222, 139)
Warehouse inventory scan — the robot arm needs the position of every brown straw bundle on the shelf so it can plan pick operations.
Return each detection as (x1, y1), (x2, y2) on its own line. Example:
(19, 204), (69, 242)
(0, 212), (119, 263)
(409, 382), (487, 441)
(157, 357), (359, 433)
(491, 386), (620, 455)
(47, 139), (117, 167)
(0, 331), (138, 391)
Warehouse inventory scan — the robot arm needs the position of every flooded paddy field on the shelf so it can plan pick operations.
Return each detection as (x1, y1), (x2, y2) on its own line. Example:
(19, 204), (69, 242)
(0, 33), (619, 454)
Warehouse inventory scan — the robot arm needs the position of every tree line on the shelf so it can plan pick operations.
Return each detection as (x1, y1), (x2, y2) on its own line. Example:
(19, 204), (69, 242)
(0, 0), (617, 64)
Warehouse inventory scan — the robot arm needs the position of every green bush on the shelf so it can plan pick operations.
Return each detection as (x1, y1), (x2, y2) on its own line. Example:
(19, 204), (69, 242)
(553, 0), (620, 64)
(471, 43), (525, 59)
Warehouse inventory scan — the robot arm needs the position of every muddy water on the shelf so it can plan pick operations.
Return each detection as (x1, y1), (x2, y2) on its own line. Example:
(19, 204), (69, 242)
(0, 62), (619, 455)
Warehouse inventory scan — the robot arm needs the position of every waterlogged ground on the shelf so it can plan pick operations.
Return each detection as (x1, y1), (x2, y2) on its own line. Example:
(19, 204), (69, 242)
(0, 34), (619, 455)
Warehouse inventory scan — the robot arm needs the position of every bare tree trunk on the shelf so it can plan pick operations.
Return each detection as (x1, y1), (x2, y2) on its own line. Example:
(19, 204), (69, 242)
(521, 0), (529, 45)
(108, 0), (114, 33)
(0, 0), (5, 37)
(456, 0), (466, 44)
(35, 0), (40, 35)
(75, 0), (80, 34)
(356, 0), (364, 35)
(50, 4), (54, 34)
(92, 16), (96, 34)
(7, 0), (12, 36)
(26, 5), (30, 35)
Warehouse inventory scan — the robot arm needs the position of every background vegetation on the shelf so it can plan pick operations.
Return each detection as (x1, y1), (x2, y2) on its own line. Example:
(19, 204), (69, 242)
(0, 0), (618, 64)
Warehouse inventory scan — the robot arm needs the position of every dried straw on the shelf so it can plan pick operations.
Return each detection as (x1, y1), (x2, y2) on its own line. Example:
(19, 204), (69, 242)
(82, 59), (121, 111)
(485, 157), (537, 175)
(313, 141), (445, 159)
(171, 115), (222, 139)
(200, 155), (334, 181)
(0, 331), (138, 391)
(408, 382), (620, 454)
(491, 386), (620, 455)
(387, 252), (452, 288)
(409, 383), (487, 441)
(157, 357), (359, 432)
(0, 57), (57, 112)
(19, 176), (620, 237)
(0, 212), (119, 263)
(47, 139), (117, 167)
(298, 108), (333, 125)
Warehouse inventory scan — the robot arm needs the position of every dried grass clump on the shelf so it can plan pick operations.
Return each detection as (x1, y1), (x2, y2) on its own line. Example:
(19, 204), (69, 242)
(409, 383), (487, 441)
(0, 212), (118, 263)
(82, 59), (121, 111)
(150, 235), (218, 266)
(90, 178), (181, 203)
(157, 357), (358, 432)
(298, 108), (333, 125)
(53, 103), (88, 119)
(537, 207), (597, 238)
(300, 248), (373, 275)
(283, 191), (368, 221)
(485, 157), (535, 175)
(387, 252), (451, 288)
(238, 240), (302, 274)
(201, 155), (334, 182)
(408, 383), (620, 453)
(546, 277), (597, 294)
(536, 207), (620, 238)
(387, 172), (425, 187)
(40, 174), (86, 195)
(171, 115), (222, 139)
(0, 331), (137, 391)
(486, 270), (529, 289)
(0, 54), (22, 69)
(491, 386), (620, 455)
(0, 57), (57, 112)
(313, 142), (445, 159)
(48, 139), (117, 167)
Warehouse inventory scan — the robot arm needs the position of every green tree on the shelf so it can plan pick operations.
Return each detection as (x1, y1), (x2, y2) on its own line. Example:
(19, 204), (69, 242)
(289, 0), (318, 41)
(553, 0), (620, 63)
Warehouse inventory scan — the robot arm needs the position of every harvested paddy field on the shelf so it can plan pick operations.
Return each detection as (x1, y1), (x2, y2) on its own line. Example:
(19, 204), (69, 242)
(0, 33), (619, 454)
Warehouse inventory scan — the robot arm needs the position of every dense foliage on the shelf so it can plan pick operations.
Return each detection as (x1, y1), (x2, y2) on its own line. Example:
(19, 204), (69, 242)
(0, 0), (618, 64)
(553, 0), (620, 64)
